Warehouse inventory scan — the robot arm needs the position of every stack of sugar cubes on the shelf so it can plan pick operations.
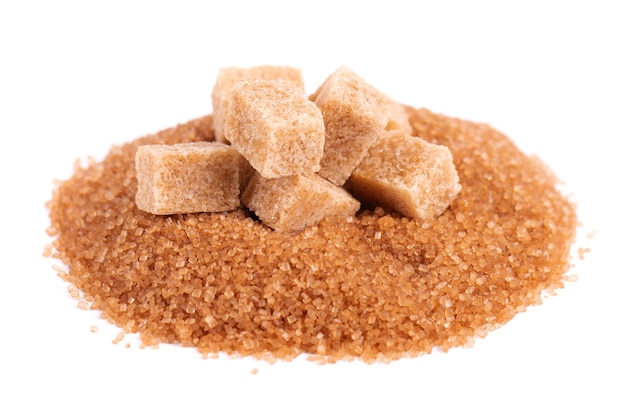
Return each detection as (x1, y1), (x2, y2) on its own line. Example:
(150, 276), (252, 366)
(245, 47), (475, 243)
(135, 65), (461, 231)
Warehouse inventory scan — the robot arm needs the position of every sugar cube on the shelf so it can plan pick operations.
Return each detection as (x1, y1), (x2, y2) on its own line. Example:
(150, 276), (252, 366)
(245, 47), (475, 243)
(349, 131), (461, 223)
(211, 66), (304, 143)
(226, 79), (325, 178)
(242, 173), (360, 232)
(314, 66), (392, 185)
(135, 142), (246, 215)
(386, 100), (413, 135)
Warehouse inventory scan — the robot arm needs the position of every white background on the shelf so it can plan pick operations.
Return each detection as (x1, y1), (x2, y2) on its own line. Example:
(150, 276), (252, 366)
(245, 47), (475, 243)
(1, 1), (624, 410)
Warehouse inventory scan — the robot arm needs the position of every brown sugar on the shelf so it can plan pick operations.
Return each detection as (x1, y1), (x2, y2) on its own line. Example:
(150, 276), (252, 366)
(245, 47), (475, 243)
(386, 101), (413, 134)
(211, 66), (304, 143)
(310, 79), (411, 135)
(135, 142), (246, 215)
(112, 332), (125, 345)
(314, 66), (392, 185)
(227, 80), (325, 178)
(349, 131), (461, 223)
(242, 173), (360, 232)
(46, 107), (578, 363)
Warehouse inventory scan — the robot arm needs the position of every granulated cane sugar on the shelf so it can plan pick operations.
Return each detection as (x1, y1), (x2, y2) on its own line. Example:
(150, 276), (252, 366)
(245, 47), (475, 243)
(46, 108), (577, 363)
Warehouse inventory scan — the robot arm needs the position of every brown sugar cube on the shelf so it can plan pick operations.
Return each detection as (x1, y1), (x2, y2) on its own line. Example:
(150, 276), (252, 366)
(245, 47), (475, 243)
(314, 66), (393, 185)
(349, 131), (461, 223)
(242, 173), (360, 232)
(211, 66), (304, 143)
(386, 100), (413, 135)
(310, 79), (411, 135)
(135, 142), (246, 215)
(226, 79), (325, 179)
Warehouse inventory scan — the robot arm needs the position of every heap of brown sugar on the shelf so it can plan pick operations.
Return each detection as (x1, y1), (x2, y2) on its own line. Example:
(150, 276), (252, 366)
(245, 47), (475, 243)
(46, 71), (578, 363)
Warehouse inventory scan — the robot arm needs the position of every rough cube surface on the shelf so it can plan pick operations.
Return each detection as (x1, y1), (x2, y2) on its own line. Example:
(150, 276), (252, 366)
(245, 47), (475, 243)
(242, 173), (360, 232)
(311, 81), (411, 135)
(386, 100), (412, 135)
(349, 131), (461, 223)
(135, 142), (244, 214)
(314, 66), (392, 185)
(211, 66), (304, 143)
(227, 79), (325, 178)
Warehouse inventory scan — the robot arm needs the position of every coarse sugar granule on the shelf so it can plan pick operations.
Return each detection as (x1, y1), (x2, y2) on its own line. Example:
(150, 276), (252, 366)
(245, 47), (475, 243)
(46, 108), (578, 363)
